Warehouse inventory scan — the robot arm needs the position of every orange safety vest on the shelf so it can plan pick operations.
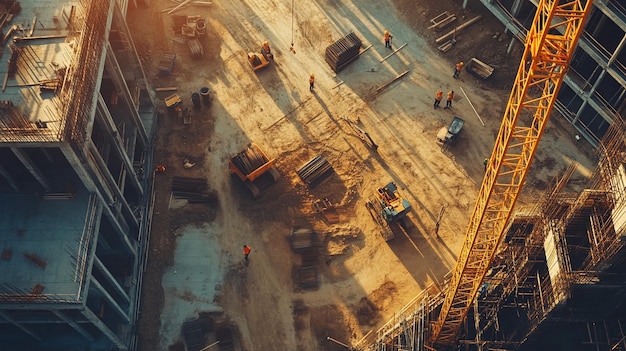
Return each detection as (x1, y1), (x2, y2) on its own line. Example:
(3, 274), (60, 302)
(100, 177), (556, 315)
(447, 91), (454, 100)
(384, 32), (390, 41)
(436, 91), (443, 100)
(456, 62), (464, 71)
(309, 76), (315, 84)
(243, 246), (251, 255)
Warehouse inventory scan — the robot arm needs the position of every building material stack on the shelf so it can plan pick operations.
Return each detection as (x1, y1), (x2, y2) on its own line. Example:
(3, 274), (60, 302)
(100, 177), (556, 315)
(325, 32), (362, 73)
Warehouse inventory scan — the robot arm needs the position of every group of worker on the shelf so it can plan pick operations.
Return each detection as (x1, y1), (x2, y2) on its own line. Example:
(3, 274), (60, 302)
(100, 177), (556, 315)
(434, 90), (455, 109)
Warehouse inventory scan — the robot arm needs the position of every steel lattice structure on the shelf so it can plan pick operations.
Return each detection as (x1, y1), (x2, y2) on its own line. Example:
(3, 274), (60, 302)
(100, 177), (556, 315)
(431, 0), (594, 346)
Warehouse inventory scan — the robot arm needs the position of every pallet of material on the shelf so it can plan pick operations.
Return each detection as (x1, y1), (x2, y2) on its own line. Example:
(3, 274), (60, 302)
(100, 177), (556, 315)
(297, 155), (334, 188)
(428, 11), (457, 30)
(290, 227), (315, 252)
(158, 53), (176, 75)
(466, 57), (494, 80)
(325, 32), (362, 73)
(296, 266), (319, 289)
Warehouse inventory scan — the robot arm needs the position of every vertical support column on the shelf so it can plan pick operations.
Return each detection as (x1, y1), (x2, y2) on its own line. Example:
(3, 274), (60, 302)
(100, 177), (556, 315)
(0, 310), (41, 341)
(52, 310), (95, 341)
(10, 148), (51, 191)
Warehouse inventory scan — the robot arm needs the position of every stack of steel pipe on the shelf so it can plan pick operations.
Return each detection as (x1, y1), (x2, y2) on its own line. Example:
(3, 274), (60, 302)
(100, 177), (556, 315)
(297, 155), (334, 188)
(325, 32), (362, 73)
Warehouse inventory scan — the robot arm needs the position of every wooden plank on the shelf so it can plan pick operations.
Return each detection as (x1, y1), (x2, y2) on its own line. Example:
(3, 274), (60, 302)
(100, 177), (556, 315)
(155, 86), (178, 92)
(435, 15), (482, 44)
(379, 42), (408, 63)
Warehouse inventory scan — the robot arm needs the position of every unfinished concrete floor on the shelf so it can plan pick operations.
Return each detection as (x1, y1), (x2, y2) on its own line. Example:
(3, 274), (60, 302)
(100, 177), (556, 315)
(128, 0), (596, 350)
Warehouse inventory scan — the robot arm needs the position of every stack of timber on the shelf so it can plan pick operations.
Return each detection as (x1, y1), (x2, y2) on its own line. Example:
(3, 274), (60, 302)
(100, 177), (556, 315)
(289, 227), (316, 252)
(171, 177), (217, 204)
(297, 155), (334, 188)
(325, 32), (362, 73)
(188, 38), (203, 58)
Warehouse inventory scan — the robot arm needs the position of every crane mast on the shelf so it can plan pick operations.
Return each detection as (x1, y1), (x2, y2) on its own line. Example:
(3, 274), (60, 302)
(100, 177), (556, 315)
(431, 0), (593, 346)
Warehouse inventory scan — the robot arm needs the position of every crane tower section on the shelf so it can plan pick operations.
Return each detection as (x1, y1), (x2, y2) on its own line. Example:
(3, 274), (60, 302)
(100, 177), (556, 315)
(431, 0), (593, 346)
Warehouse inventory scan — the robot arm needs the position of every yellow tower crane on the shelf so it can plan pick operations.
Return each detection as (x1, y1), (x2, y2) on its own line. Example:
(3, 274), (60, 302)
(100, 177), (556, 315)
(431, 0), (594, 346)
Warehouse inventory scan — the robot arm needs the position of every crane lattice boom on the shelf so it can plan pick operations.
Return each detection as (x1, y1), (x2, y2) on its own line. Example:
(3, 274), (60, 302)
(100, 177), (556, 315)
(431, 0), (593, 345)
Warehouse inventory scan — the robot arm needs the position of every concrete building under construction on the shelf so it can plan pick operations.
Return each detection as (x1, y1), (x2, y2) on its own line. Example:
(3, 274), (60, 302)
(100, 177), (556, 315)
(0, 0), (155, 350)
(479, 0), (626, 146)
(366, 117), (626, 350)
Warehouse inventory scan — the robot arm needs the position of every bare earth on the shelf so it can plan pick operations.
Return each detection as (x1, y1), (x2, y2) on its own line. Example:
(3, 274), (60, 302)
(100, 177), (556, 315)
(127, 0), (595, 350)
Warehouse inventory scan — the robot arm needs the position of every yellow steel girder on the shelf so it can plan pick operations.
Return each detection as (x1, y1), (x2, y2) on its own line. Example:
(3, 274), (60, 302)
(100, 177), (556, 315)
(431, 0), (594, 346)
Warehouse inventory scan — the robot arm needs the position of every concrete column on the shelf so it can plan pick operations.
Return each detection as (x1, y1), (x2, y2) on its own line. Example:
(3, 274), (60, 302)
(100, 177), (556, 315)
(101, 202), (137, 256)
(0, 164), (19, 191)
(90, 277), (131, 323)
(94, 256), (131, 304)
(52, 310), (94, 341)
(81, 308), (127, 350)
(10, 148), (51, 191)
(0, 310), (42, 341)
(511, 0), (523, 17)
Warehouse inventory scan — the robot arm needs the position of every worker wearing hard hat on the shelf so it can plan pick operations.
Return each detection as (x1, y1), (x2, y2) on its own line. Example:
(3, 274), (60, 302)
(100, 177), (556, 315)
(384, 30), (393, 49)
(309, 73), (315, 92)
(453, 61), (464, 78)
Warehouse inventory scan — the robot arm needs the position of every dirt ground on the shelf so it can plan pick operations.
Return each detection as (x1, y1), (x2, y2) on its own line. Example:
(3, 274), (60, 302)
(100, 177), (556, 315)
(127, 0), (596, 350)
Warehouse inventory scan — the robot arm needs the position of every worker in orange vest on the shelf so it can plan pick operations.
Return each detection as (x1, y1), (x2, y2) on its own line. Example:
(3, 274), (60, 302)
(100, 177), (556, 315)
(384, 30), (393, 49)
(309, 73), (315, 91)
(453, 61), (464, 78)
(155, 164), (166, 173)
(243, 245), (252, 261)
(445, 90), (455, 109)
(434, 90), (443, 109)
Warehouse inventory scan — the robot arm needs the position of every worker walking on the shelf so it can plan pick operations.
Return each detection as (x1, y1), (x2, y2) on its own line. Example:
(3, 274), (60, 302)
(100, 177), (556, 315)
(243, 245), (251, 261)
(384, 30), (393, 49)
(453, 61), (464, 79)
(445, 90), (454, 109)
(309, 73), (315, 92)
(434, 90), (443, 109)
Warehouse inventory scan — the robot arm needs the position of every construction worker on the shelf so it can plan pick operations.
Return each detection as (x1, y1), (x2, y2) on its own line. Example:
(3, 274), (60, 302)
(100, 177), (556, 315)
(155, 164), (166, 173)
(484, 158), (489, 171)
(262, 41), (273, 60)
(445, 90), (454, 109)
(453, 61), (464, 78)
(384, 30), (393, 49)
(434, 90), (443, 109)
(243, 245), (252, 261)
(309, 73), (315, 91)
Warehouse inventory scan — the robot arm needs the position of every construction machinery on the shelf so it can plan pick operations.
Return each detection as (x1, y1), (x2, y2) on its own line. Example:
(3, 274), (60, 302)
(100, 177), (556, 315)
(431, 0), (594, 347)
(247, 41), (273, 71)
(229, 143), (280, 198)
(436, 116), (464, 147)
(366, 182), (412, 241)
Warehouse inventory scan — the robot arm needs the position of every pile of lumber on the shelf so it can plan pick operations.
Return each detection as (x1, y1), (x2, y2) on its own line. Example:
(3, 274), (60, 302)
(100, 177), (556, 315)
(290, 227), (316, 252)
(297, 155), (334, 188)
(325, 32), (362, 73)
(171, 177), (217, 204)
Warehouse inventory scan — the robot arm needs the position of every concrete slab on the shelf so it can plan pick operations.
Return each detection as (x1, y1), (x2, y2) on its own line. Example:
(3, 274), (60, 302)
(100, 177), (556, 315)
(159, 223), (223, 348)
(0, 187), (95, 303)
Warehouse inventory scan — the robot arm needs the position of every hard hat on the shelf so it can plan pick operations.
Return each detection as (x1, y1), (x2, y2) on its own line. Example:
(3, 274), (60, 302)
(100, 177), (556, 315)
(264, 41), (269, 46)
(310, 73), (314, 77)
(384, 30), (389, 34)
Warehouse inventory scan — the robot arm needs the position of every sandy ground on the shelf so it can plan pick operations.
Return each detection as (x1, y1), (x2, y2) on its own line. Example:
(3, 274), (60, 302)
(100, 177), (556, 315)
(127, 0), (596, 350)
